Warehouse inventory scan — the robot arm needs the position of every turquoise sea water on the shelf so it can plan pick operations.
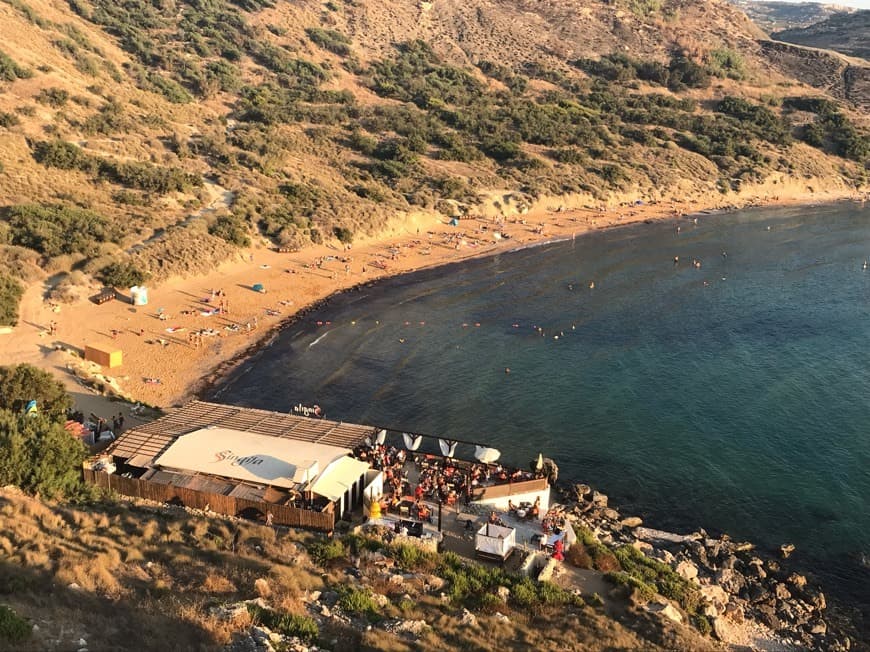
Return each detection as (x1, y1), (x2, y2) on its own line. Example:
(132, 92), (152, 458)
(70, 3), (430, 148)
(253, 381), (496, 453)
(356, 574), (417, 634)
(213, 203), (870, 619)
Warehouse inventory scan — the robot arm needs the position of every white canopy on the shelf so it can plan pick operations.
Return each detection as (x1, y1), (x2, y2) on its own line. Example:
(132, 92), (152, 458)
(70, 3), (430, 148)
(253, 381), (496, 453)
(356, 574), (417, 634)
(154, 427), (351, 489)
(439, 439), (458, 458)
(474, 445), (501, 463)
(310, 456), (370, 501)
(475, 523), (516, 558)
(402, 432), (423, 451)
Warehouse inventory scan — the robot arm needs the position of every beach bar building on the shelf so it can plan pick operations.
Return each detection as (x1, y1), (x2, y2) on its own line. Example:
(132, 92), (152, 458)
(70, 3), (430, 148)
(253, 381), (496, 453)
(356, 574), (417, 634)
(83, 401), (381, 532)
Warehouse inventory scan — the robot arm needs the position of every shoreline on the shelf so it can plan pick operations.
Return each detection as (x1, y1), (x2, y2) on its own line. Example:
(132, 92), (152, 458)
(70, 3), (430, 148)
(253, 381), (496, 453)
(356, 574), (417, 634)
(0, 186), (863, 413)
(190, 194), (860, 407)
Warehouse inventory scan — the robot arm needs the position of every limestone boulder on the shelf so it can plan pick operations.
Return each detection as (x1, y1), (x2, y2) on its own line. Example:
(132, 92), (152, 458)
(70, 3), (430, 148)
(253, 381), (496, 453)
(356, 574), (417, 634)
(591, 491), (608, 508)
(809, 619), (827, 635)
(699, 584), (729, 609)
(675, 560), (698, 581)
(620, 516), (643, 528)
(774, 583), (792, 601)
(459, 608), (478, 627)
(787, 573), (807, 589)
(645, 601), (683, 625)
(712, 616), (739, 642)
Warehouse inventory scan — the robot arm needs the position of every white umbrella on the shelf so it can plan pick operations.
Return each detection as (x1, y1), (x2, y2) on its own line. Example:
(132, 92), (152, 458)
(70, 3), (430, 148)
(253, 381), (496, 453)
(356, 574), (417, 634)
(402, 432), (423, 451)
(438, 439), (458, 458)
(535, 452), (543, 471)
(375, 429), (387, 445)
(474, 445), (501, 463)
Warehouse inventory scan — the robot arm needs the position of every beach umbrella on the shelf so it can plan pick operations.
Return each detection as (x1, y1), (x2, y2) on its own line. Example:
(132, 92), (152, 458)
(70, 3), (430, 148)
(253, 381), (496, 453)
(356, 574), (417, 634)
(438, 439), (458, 458)
(474, 445), (501, 463)
(375, 429), (387, 445)
(535, 453), (543, 471)
(402, 433), (423, 451)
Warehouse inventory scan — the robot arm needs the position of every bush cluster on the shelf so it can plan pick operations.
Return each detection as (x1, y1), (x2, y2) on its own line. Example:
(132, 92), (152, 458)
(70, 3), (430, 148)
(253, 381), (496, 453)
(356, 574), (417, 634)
(246, 604), (319, 644)
(0, 50), (32, 82)
(0, 365), (85, 500)
(0, 275), (24, 327)
(306, 28), (352, 56)
(97, 261), (150, 288)
(2, 203), (118, 258)
(0, 605), (30, 645)
(32, 140), (202, 193)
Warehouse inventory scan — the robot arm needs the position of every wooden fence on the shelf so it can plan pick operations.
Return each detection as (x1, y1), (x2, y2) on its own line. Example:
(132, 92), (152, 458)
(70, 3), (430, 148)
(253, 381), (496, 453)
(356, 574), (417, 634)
(473, 477), (548, 501)
(84, 469), (335, 532)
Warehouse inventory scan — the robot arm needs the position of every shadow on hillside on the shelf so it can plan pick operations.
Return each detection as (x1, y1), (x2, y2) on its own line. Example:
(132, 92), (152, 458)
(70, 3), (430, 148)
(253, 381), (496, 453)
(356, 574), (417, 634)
(0, 559), (215, 652)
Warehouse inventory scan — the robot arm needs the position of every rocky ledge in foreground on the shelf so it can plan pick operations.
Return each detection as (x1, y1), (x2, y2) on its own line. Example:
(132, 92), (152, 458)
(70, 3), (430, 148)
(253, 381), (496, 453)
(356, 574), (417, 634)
(560, 482), (854, 651)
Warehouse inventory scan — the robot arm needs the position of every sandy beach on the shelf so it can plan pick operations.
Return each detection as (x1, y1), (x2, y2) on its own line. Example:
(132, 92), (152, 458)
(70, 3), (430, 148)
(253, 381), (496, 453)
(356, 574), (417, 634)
(1, 183), (864, 419)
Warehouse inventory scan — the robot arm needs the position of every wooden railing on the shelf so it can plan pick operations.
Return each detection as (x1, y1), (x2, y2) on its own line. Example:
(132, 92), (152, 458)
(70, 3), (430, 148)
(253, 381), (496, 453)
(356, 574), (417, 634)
(472, 477), (548, 501)
(84, 469), (334, 532)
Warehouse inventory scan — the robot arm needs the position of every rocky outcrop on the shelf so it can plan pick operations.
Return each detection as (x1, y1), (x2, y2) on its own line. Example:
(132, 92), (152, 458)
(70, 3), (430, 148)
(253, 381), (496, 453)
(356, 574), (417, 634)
(557, 484), (856, 651)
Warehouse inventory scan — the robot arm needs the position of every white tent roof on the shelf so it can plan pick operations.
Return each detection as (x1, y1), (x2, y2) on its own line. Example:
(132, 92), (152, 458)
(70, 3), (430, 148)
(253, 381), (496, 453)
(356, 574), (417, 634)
(154, 427), (352, 489)
(309, 455), (370, 501)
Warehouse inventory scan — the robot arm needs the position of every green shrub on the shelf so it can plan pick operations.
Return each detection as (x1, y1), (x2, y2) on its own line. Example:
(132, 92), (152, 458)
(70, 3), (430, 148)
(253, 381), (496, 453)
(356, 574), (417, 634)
(332, 226), (353, 244)
(32, 140), (96, 172)
(209, 214), (250, 247)
(510, 577), (539, 608)
(81, 100), (129, 135)
(613, 545), (702, 614)
(337, 586), (379, 618)
(692, 613), (712, 636)
(706, 49), (746, 80)
(0, 364), (72, 417)
(0, 605), (29, 644)
(35, 88), (70, 108)
(98, 262), (150, 288)
(0, 275), (24, 327)
(0, 50), (32, 82)
(0, 112), (20, 128)
(3, 203), (116, 257)
(0, 410), (86, 498)
(605, 571), (656, 602)
(306, 28), (351, 56)
(247, 604), (319, 643)
(668, 56), (710, 91)
(307, 537), (346, 565)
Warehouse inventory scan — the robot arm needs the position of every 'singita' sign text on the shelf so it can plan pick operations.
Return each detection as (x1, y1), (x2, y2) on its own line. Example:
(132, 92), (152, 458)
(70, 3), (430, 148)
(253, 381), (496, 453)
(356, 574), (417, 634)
(293, 403), (323, 418)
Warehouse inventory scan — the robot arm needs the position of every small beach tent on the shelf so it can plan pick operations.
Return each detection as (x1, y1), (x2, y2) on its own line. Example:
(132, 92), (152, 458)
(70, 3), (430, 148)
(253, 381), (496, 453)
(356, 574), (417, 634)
(252, 283), (265, 293)
(84, 345), (122, 368)
(449, 218), (459, 226)
(130, 286), (148, 306)
(475, 523), (516, 561)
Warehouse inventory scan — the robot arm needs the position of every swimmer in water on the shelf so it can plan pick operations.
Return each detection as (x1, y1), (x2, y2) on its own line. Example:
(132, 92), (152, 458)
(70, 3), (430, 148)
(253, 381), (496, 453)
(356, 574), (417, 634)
(589, 281), (595, 289)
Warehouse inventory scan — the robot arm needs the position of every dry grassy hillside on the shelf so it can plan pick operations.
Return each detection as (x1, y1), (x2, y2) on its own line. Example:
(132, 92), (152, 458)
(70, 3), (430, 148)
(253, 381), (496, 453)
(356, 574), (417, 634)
(0, 0), (866, 312)
(0, 488), (718, 651)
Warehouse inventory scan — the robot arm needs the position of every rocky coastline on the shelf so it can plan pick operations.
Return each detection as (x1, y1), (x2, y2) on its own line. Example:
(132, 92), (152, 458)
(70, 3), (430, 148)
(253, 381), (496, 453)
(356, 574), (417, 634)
(556, 481), (857, 651)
